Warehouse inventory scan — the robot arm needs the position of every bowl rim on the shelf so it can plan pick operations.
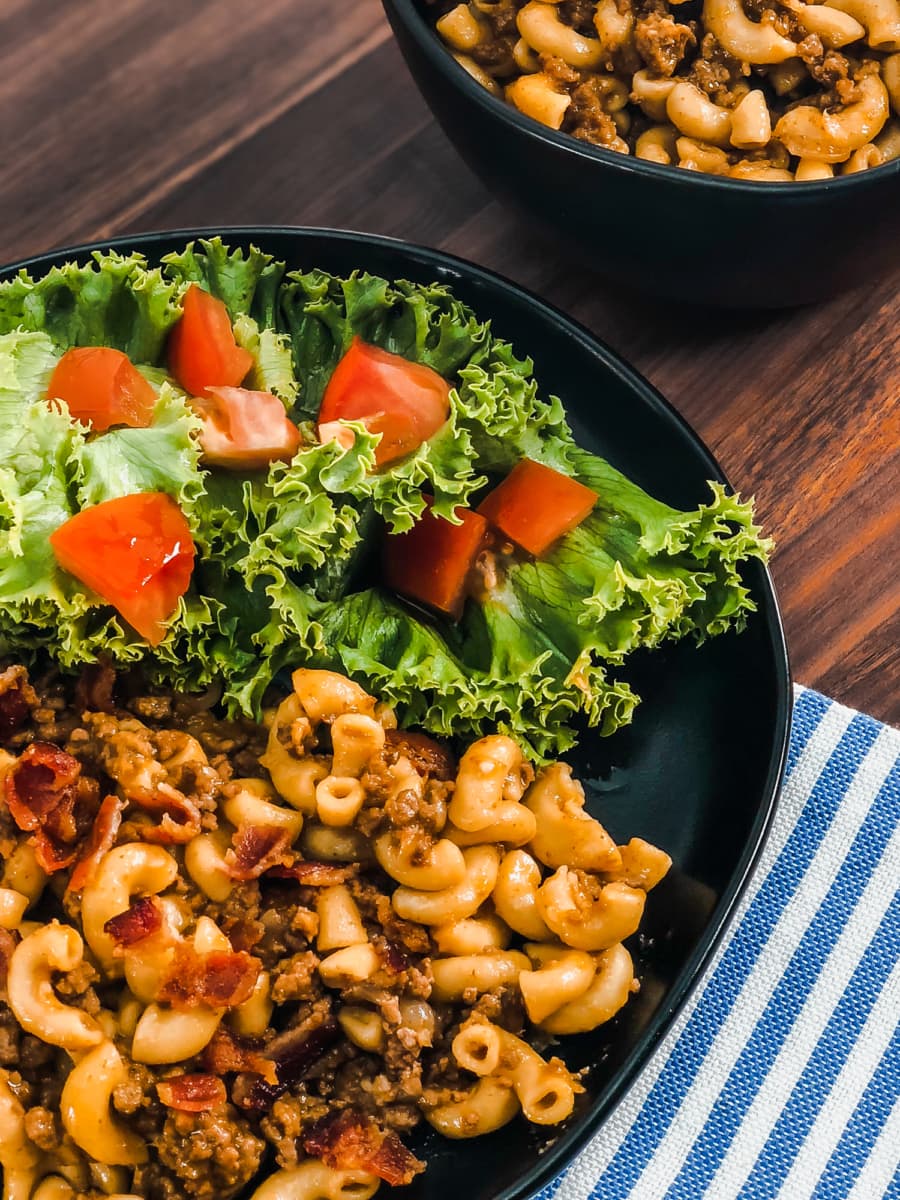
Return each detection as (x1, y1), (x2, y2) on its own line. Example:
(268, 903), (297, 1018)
(383, 0), (900, 195)
(1, 223), (793, 1200)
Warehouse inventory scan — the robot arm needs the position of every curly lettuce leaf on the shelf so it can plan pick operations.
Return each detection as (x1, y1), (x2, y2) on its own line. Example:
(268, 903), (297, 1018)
(0, 330), (58, 444)
(568, 448), (772, 641)
(278, 271), (490, 421)
(243, 435), (376, 588)
(305, 588), (635, 759)
(0, 402), (80, 611)
(75, 385), (204, 516)
(0, 251), (182, 363)
(277, 272), (573, 530)
(188, 427), (378, 600)
(163, 238), (300, 406)
(162, 237), (285, 328)
(0, 246), (772, 762)
(233, 315), (298, 405)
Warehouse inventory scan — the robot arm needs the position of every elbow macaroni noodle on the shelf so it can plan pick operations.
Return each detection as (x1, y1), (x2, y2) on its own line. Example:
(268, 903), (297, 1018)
(60, 1041), (148, 1166)
(248, 1160), (380, 1200)
(432, 0), (899, 179)
(8, 924), (104, 1052)
(0, 668), (670, 1196)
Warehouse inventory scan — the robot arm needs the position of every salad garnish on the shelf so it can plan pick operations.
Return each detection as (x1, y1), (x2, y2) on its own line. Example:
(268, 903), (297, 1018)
(0, 238), (771, 757)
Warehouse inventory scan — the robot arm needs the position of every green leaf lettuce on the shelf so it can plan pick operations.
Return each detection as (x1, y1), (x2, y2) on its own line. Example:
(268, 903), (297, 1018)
(0, 243), (772, 758)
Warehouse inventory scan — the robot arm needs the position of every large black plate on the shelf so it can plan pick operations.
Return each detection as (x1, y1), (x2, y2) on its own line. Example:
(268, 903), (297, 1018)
(1, 228), (791, 1200)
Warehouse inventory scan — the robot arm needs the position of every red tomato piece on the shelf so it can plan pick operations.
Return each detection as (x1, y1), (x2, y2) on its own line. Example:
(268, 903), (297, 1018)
(47, 347), (156, 432)
(383, 497), (488, 620)
(49, 493), (195, 646)
(167, 284), (254, 396)
(192, 386), (301, 469)
(477, 459), (597, 557)
(318, 337), (451, 468)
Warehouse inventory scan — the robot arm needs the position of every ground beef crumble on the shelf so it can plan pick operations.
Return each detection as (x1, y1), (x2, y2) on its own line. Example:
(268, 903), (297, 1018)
(635, 11), (696, 76)
(142, 1107), (266, 1200)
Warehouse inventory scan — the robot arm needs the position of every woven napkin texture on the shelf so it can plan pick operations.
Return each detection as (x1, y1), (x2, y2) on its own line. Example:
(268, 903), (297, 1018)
(539, 684), (900, 1200)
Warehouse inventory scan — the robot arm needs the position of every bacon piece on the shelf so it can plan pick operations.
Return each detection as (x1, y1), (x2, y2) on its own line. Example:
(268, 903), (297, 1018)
(32, 777), (101, 874)
(235, 1017), (340, 1111)
(0, 690), (29, 740)
(384, 729), (456, 781)
(0, 928), (18, 991)
(225, 825), (293, 881)
(226, 918), (264, 953)
(0, 667), (35, 740)
(6, 743), (81, 829)
(202, 1026), (278, 1086)
(67, 793), (124, 893)
(129, 784), (201, 844)
(303, 1110), (425, 1186)
(6, 743), (100, 874)
(267, 861), (358, 886)
(104, 896), (163, 949)
(157, 944), (261, 1010)
(157, 1074), (227, 1112)
(74, 661), (117, 714)
(32, 839), (78, 873)
(378, 939), (409, 975)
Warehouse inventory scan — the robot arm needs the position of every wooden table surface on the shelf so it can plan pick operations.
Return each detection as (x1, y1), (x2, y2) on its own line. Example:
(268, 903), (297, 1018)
(4, 0), (898, 725)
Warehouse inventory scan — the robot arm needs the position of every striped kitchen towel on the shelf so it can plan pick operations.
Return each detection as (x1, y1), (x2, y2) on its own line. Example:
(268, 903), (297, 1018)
(545, 684), (900, 1200)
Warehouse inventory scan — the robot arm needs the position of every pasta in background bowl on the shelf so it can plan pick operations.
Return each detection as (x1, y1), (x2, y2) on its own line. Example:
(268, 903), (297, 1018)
(382, 0), (900, 305)
(432, 0), (899, 181)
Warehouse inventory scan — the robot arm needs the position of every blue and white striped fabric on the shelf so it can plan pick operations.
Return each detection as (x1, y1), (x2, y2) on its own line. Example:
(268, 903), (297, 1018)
(543, 684), (900, 1200)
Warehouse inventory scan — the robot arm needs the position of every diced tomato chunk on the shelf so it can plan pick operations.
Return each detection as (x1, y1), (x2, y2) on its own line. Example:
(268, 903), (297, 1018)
(477, 459), (597, 556)
(49, 493), (195, 645)
(383, 497), (488, 620)
(318, 337), (451, 468)
(47, 347), (156, 432)
(192, 386), (301, 469)
(167, 284), (254, 396)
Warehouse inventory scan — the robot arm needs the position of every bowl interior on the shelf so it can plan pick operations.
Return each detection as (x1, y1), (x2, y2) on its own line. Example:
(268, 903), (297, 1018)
(1, 227), (792, 1200)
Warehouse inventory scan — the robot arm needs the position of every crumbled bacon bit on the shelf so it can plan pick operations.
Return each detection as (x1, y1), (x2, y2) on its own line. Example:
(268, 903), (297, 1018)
(225, 825), (293, 880)
(378, 939), (409, 975)
(226, 918), (265, 953)
(32, 837), (79, 874)
(67, 793), (124, 893)
(202, 1026), (278, 1085)
(74, 661), (117, 715)
(104, 896), (163, 948)
(0, 667), (35, 740)
(157, 944), (261, 1010)
(157, 1074), (227, 1112)
(267, 861), (358, 886)
(384, 729), (456, 781)
(129, 784), (201, 844)
(6, 742), (81, 829)
(0, 928), (17, 990)
(6, 742), (100, 873)
(235, 1017), (340, 1111)
(304, 1109), (425, 1185)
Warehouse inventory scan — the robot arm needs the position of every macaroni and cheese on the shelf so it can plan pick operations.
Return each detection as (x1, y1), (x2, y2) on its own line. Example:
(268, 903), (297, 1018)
(0, 662), (670, 1198)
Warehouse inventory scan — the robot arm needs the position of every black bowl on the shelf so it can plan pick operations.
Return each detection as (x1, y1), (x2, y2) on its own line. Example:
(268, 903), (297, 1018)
(2, 226), (791, 1199)
(382, 0), (900, 308)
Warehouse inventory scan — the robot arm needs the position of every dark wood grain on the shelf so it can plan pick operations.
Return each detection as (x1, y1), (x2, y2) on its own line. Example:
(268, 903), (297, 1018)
(1, 2), (897, 723)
